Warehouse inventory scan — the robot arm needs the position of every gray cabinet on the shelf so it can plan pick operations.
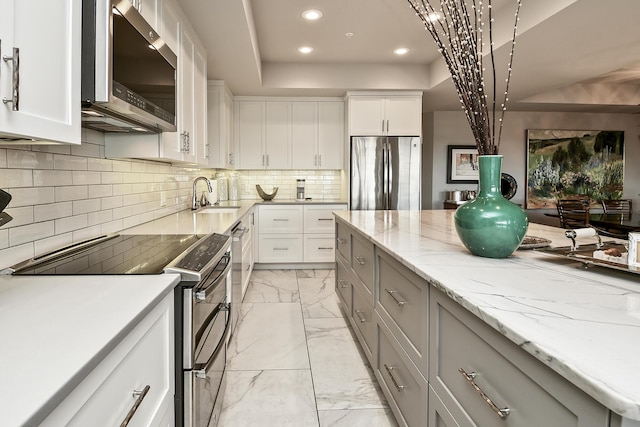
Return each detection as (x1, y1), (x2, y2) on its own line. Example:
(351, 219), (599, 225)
(336, 217), (612, 427)
(429, 287), (609, 427)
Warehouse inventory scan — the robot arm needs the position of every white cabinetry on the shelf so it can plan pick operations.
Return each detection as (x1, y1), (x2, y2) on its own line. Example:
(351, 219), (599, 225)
(128, 0), (160, 30)
(257, 203), (346, 263)
(292, 101), (344, 170)
(235, 100), (291, 169)
(207, 81), (235, 169)
(348, 93), (422, 136)
(0, 0), (81, 144)
(105, 0), (207, 165)
(41, 292), (174, 427)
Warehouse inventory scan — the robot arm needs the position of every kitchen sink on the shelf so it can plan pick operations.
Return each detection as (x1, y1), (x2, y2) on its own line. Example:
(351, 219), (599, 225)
(197, 207), (240, 214)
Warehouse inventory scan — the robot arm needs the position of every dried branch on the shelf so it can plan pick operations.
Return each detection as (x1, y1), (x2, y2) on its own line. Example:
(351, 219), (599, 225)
(406, 0), (522, 155)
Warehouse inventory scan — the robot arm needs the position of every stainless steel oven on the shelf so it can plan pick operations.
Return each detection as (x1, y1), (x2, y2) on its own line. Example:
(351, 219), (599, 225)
(166, 233), (231, 427)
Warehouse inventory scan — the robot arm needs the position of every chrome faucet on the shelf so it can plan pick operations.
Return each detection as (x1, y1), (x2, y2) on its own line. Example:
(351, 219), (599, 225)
(192, 176), (213, 210)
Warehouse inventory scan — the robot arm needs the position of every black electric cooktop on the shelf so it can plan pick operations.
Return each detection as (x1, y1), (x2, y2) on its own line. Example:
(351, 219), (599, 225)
(11, 234), (200, 275)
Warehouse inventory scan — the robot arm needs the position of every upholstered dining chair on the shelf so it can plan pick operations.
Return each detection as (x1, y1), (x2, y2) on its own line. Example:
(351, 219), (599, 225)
(601, 199), (632, 214)
(556, 198), (590, 229)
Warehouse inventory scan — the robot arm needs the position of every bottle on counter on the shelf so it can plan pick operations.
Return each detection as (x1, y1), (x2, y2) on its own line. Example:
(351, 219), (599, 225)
(229, 172), (239, 201)
(216, 172), (228, 201)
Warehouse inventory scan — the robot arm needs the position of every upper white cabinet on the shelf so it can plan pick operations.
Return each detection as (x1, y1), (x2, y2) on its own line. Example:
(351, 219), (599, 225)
(128, 0), (160, 31)
(207, 81), (235, 169)
(292, 101), (344, 170)
(235, 100), (292, 169)
(0, 0), (81, 144)
(349, 93), (422, 136)
(106, 0), (207, 164)
(236, 98), (344, 170)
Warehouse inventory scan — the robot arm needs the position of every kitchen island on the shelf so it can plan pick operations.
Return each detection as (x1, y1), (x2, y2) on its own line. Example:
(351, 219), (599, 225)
(335, 209), (640, 426)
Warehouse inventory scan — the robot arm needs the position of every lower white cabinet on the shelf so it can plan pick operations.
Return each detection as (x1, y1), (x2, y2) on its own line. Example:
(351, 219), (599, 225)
(257, 204), (346, 263)
(41, 292), (174, 427)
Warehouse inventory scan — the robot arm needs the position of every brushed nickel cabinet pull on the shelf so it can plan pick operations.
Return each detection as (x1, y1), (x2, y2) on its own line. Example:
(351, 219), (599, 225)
(318, 246), (333, 250)
(273, 218), (289, 222)
(3, 47), (19, 111)
(338, 279), (348, 289)
(459, 368), (510, 419)
(318, 218), (333, 221)
(385, 289), (406, 306)
(355, 309), (366, 323)
(120, 384), (150, 427)
(354, 256), (366, 265)
(318, 154), (322, 166)
(384, 364), (405, 391)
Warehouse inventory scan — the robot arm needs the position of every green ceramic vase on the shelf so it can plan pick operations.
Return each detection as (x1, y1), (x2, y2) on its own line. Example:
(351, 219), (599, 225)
(454, 155), (528, 258)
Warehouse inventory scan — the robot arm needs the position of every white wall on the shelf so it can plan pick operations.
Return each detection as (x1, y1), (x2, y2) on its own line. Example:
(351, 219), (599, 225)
(423, 111), (640, 210)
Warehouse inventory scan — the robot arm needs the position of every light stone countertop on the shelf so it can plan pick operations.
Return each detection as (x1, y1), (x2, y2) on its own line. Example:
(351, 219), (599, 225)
(0, 274), (181, 427)
(334, 209), (640, 422)
(121, 199), (348, 235)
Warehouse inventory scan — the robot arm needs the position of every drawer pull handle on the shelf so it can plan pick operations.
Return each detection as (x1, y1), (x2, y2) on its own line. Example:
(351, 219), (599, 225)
(354, 309), (366, 323)
(459, 368), (510, 419)
(384, 364), (405, 392)
(273, 218), (289, 222)
(338, 279), (348, 289)
(354, 256), (366, 265)
(318, 246), (334, 250)
(273, 247), (289, 251)
(318, 218), (333, 221)
(3, 47), (19, 110)
(337, 237), (347, 244)
(120, 384), (150, 427)
(385, 289), (406, 306)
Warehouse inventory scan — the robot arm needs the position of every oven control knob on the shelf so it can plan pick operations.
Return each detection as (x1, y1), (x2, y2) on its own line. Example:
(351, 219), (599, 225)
(194, 291), (206, 301)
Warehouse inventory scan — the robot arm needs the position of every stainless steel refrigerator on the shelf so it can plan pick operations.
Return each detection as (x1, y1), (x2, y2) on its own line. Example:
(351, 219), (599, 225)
(350, 136), (421, 210)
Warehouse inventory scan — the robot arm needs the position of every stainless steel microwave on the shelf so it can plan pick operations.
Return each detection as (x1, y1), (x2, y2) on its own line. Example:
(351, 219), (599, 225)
(81, 0), (177, 133)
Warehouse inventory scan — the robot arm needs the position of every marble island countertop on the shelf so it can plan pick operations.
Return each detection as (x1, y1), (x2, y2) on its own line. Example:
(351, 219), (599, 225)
(334, 209), (640, 422)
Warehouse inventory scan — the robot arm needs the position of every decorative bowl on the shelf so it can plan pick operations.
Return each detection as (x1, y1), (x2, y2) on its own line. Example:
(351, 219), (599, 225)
(256, 185), (278, 201)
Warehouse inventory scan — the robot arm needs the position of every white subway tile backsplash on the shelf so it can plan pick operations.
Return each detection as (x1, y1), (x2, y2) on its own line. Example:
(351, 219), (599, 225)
(55, 185), (88, 202)
(72, 199), (100, 215)
(7, 149), (54, 169)
(55, 214), (88, 234)
(9, 221), (54, 246)
(35, 202), (74, 221)
(54, 154), (88, 170)
(7, 187), (55, 207)
(33, 170), (73, 187)
(0, 129), (342, 261)
(102, 195), (123, 210)
(72, 170), (101, 185)
(0, 169), (33, 188)
(3, 206), (34, 227)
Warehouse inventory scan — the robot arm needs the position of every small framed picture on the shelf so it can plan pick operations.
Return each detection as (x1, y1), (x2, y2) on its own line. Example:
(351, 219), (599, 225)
(447, 145), (479, 183)
(628, 232), (640, 267)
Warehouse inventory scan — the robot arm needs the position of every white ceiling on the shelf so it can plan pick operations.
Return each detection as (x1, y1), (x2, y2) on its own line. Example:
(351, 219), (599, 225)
(177, 0), (640, 113)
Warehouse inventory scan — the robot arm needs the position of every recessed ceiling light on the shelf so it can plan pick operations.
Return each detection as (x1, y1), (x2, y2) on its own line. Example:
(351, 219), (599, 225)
(298, 46), (314, 54)
(393, 47), (410, 55)
(345, 32), (354, 39)
(302, 9), (323, 20)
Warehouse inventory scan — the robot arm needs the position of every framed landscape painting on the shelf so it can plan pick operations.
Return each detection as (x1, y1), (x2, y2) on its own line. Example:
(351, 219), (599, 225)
(447, 145), (479, 183)
(526, 130), (624, 209)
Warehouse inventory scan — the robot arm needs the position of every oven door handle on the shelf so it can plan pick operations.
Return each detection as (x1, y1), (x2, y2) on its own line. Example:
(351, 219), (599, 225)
(195, 254), (231, 300)
(194, 313), (230, 374)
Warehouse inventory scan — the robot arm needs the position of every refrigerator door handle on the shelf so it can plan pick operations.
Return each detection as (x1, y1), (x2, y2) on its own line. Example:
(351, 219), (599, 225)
(383, 141), (389, 210)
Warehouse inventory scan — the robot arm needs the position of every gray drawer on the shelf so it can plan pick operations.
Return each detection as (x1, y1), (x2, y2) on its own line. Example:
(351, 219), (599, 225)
(377, 323), (428, 427)
(351, 281), (376, 363)
(335, 221), (351, 262)
(335, 257), (352, 314)
(377, 251), (428, 377)
(430, 288), (608, 427)
(351, 233), (374, 294)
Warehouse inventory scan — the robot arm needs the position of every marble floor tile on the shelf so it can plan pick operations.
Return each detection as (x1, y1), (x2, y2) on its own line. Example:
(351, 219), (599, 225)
(220, 370), (319, 427)
(305, 317), (389, 410)
(227, 302), (310, 370)
(297, 269), (335, 279)
(318, 409), (398, 427)
(243, 269), (300, 303)
(299, 276), (342, 319)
